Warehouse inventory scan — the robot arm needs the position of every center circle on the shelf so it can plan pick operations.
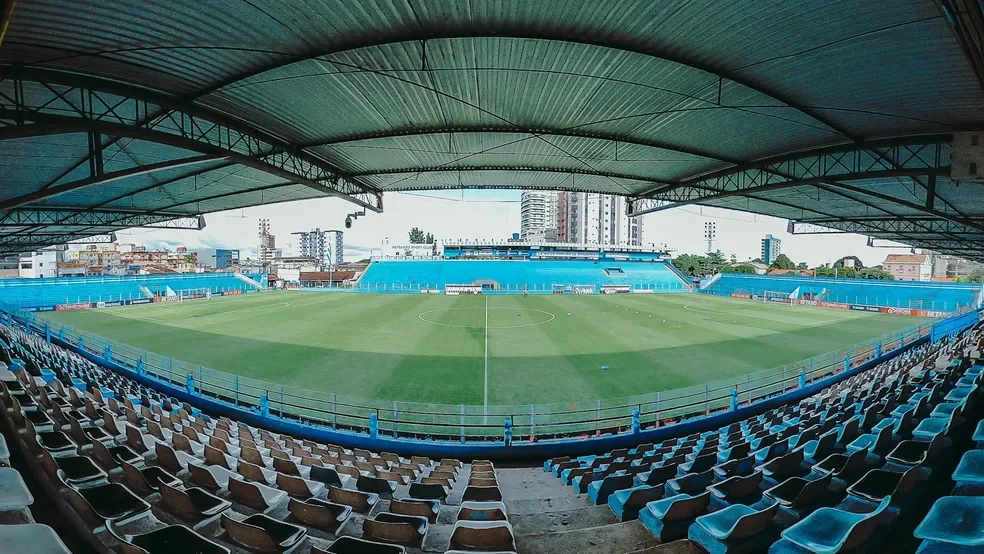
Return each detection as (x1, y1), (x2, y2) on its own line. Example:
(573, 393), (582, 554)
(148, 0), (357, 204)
(418, 307), (556, 329)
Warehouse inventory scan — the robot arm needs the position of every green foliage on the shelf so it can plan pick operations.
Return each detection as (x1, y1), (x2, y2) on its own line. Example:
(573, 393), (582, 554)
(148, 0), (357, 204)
(769, 254), (796, 270)
(733, 264), (758, 274)
(858, 268), (894, 280)
(967, 268), (984, 283)
(425, 232), (434, 244)
(408, 227), (427, 244)
(672, 253), (705, 275)
(796, 262), (808, 270)
(673, 252), (730, 275)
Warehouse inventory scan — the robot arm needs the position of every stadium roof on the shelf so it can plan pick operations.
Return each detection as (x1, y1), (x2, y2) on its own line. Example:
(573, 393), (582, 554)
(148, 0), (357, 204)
(1, 1), (983, 257)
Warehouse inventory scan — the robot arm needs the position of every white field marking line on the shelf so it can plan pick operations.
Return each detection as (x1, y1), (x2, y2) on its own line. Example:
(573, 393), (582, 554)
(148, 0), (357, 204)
(484, 295), (489, 422)
(416, 307), (556, 329)
(103, 310), (166, 324)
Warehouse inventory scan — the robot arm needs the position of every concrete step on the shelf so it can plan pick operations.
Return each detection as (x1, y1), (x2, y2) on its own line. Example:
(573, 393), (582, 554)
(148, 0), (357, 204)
(511, 504), (619, 535)
(515, 520), (661, 554)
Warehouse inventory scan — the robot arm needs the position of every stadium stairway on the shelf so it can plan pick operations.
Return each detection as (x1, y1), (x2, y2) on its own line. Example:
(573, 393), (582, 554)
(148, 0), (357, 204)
(0, 310), (982, 553)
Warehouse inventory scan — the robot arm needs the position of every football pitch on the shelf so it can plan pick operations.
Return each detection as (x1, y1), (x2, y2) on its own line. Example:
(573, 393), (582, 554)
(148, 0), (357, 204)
(41, 291), (928, 407)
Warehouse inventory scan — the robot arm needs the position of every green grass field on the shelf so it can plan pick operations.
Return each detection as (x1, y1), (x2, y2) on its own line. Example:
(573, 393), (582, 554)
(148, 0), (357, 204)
(40, 291), (929, 408)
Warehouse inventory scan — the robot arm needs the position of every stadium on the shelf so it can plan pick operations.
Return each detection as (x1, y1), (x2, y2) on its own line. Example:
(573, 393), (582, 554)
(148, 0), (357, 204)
(1, 2), (984, 554)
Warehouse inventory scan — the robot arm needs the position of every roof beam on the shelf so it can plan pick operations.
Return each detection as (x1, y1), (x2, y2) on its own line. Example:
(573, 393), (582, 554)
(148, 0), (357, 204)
(191, 33), (852, 138)
(350, 165), (674, 188)
(0, 208), (205, 229)
(0, 67), (383, 212)
(306, 125), (741, 165)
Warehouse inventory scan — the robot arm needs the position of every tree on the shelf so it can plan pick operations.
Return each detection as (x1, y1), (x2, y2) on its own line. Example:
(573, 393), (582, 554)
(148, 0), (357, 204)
(968, 268), (984, 283)
(769, 254), (796, 270)
(858, 268), (894, 280)
(673, 254), (706, 276)
(751, 258), (764, 264)
(796, 262), (808, 270)
(425, 232), (434, 244)
(734, 264), (757, 274)
(408, 227), (427, 244)
(706, 251), (727, 273)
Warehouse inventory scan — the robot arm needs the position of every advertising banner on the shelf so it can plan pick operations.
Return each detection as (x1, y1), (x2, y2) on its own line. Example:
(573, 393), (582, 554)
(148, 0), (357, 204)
(56, 302), (92, 311)
(127, 298), (152, 305)
(850, 305), (882, 312)
(601, 284), (631, 294)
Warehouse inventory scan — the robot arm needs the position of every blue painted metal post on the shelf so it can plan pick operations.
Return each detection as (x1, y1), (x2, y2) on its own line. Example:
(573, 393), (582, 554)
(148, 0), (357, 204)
(798, 370), (807, 389)
(631, 408), (640, 434)
(460, 405), (466, 444)
(104, 344), (112, 364)
(185, 374), (195, 395)
(44, 323), (50, 343)
(59, 328), (64, 341)
(136, 358), (145, 377)
(260, 394), (269, 417)
(234, 375), (239, 407)
(844, 353), (851, 371)
(875, 342), (882, 358)
(78, 336), (84, 350)
(730, 389), (738, 411)
(504, 418), (512, 446)
(369, 412), (378, 439)
(393, 401), (399, 439)
(331, 393), (337, 429)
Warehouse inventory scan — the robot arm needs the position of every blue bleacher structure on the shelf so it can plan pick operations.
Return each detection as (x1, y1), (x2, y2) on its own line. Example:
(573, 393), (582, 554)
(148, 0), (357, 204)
(704, 274), (982, 313)
(356, 259), (690, 292)
(0, 272), (266, 308)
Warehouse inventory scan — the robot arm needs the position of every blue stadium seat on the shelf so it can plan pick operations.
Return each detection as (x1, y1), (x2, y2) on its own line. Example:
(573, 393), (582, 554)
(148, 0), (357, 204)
(913, 496), (984, 553)
(607, 484), (663, 521)
(690, 501), (780, 554)
(639, 491), (710, 542)
(951, 450), (984, 491)
(586, 473), (634, 505)
(771, 496), (891, 554)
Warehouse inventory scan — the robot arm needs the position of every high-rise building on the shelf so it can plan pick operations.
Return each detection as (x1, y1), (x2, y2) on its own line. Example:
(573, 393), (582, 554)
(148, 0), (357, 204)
(562, 192), (642, 246)
(293, 228), (343, 269)
(761, 234), (781, 266)
(258, 219), (276, 267)
(520, 191), (558, 241)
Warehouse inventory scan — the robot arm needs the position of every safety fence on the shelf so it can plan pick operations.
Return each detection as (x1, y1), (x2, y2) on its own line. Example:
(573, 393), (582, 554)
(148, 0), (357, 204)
(8, 303), (942, 445)
(701, 287), (978, 315)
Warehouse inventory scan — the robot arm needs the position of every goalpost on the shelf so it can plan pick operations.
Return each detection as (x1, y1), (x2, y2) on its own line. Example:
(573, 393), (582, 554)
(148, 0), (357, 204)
(763, 290), (793, 305)
(174, 287), (212, 303)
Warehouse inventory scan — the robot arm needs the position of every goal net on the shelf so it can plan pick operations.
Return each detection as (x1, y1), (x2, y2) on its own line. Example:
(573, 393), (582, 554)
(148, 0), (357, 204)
(762, 290), (793, 305)
(175, 288), (212, 302)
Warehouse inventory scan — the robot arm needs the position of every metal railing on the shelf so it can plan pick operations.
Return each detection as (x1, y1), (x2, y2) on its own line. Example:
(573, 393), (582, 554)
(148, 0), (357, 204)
(9, 303), (933, 444)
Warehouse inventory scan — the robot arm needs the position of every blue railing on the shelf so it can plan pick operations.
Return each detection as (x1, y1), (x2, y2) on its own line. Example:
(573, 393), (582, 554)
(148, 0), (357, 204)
(7, 303), (947, 447)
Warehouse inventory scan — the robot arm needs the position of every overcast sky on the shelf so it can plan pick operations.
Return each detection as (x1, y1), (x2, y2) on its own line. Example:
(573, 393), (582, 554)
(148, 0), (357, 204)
(116, 190), (914, 267)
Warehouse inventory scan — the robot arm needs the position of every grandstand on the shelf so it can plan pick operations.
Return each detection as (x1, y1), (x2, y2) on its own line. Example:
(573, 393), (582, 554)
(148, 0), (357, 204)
(703, 274), (983, 314)
(0, 273), (267, 310)
(357, 259), (690, 293)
